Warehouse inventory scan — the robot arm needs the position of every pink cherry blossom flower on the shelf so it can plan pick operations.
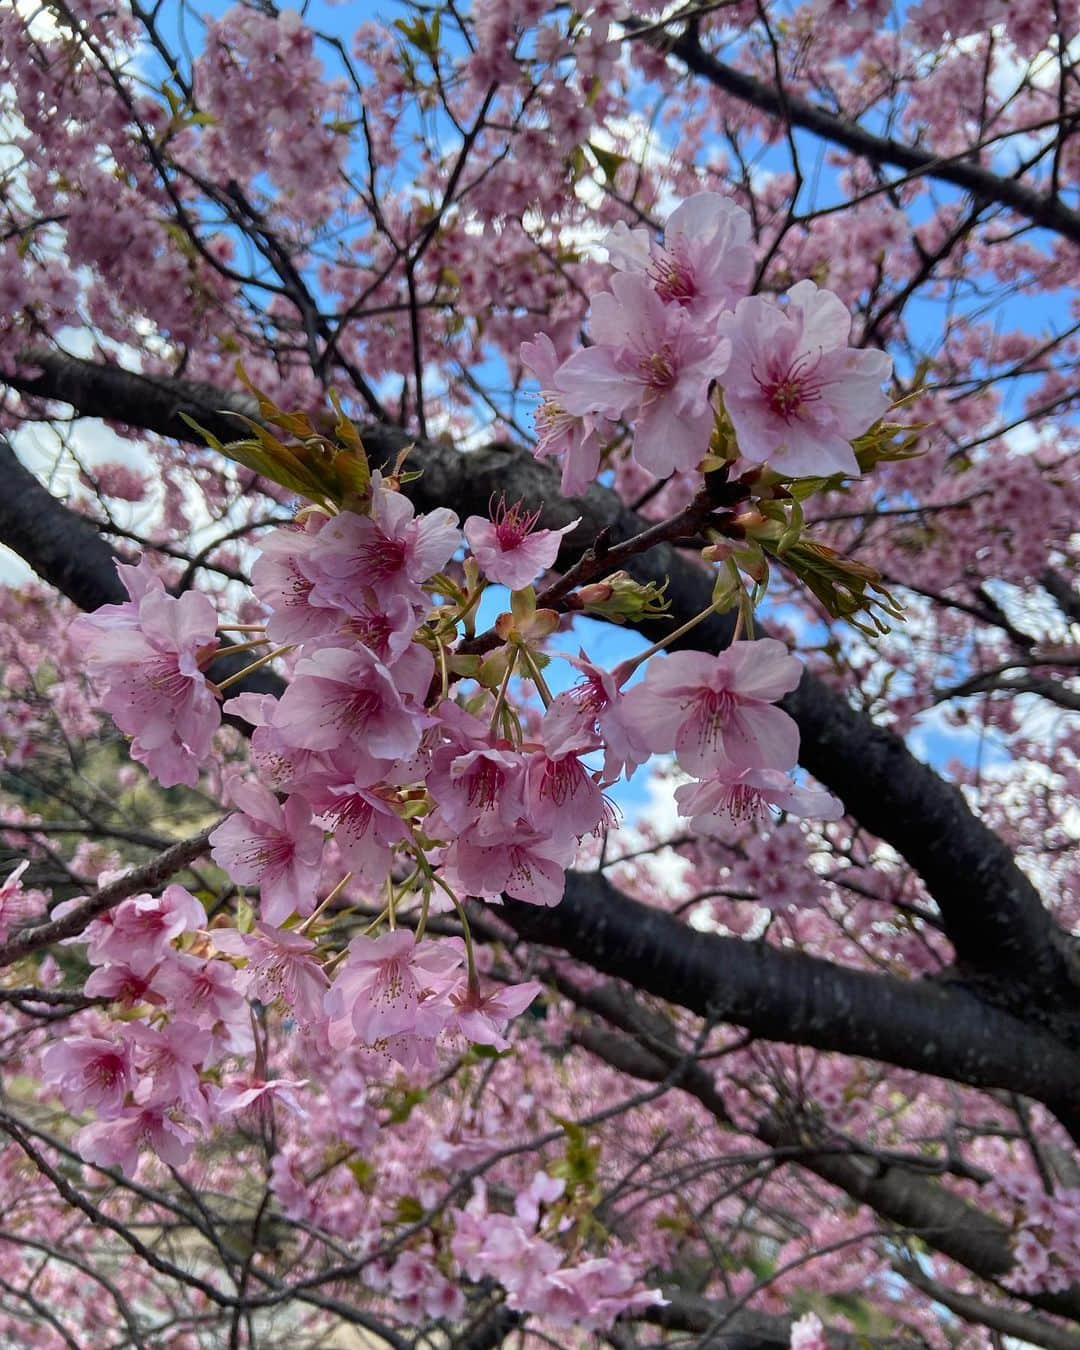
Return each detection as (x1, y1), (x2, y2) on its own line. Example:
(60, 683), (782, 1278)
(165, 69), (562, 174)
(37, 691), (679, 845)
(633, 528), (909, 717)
(314, 478), (460, 608)
(212, 921), (330, 1024)
(75, 1106), (195, 1177)
(84, 962), (168, 1008)
(542, 650), (649, 782)
(423, 1278), (466, 1320)
(330, 590), (419, 665)
(556, 272), (730, 478)
(523, 747), (609, 844)
(324, 930), (464, 1050)
(521, 333), (609, 497)
(223, 691), (344, 793)
(92, 884), (206, 976)
(273, 645), (433, 760)
(214, 1076), (309, 1117)
(719, 279), (892, 478)
(250, 522), (340, 645)
(427, 728), (527, 840)
(790, 1311), (830, 1350)
(621, 639), (803, 775)
(450, 978), (543, 1050)
(313, 777), (409, 885)
(464, 496), (581, 591)
(448, 828), (572, 907)
(129, 1020), (210, 1116)
(605, 192), (753, 318)
(210, 780), (324, 925)
(152, 952), (253, 1053)
(675, 766), (844, 831)
(0, 859), (33, 943)
(41, 1035), (135, 1115)
(514, 1171), (565, 1226)
(77, 583), (221, 789)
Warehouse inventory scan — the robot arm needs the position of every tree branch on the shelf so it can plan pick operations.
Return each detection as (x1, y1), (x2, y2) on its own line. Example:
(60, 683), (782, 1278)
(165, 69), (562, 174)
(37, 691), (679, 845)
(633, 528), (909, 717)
(626, 22), (1080, 246)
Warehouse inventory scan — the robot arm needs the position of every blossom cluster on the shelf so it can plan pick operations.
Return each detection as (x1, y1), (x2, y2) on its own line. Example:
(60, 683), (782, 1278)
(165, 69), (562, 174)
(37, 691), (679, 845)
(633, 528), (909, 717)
(65, 196), (881, 1299)
(525, 193), (892, 493)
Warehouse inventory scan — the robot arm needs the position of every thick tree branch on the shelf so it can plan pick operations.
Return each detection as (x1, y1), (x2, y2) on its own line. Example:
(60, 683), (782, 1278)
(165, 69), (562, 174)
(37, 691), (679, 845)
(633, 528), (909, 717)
(498, 873), (1080, 1134)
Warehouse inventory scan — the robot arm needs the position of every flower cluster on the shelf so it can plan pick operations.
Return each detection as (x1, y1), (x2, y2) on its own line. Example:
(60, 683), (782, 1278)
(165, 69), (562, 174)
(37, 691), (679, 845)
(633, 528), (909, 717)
(68, 194), (876, 1189)
(527, 192), (892, 488)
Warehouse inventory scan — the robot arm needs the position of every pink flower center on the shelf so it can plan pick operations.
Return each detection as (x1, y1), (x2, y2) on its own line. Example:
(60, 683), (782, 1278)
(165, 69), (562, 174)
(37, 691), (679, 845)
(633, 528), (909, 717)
(360, 530), (408, 581)
(341, 610), (393, 657)
(538, 755), (582, 807)
(332, 794), (375, 841)
(649, 252), (695, 306)
(697, 687), (738, 752)
(756, 352), (823, 422)
(492, 495), (542, 551)
(245, 832), (295, 873)
(464, 758), (505, 811)
(639, 344), (676, 392)
(722, 783), (768, 822)
(534, 398), (578, 450)
(374, 958), (409, 1008)
(341, 687), (383, 730)
(146, 654), (192, 699)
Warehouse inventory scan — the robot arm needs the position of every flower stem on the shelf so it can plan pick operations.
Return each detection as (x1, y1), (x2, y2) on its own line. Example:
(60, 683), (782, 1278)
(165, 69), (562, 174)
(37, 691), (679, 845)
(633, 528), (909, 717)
(298, 872), (353, 934)
(213, 645), (295, 692)
(622, 601), (721, 676)
(517, 643), (553, 708)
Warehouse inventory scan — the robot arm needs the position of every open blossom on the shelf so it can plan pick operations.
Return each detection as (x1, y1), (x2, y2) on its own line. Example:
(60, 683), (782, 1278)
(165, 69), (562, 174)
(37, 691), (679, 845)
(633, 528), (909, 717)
(464, 496), (581, 591)
(542, 650), (649, 782)
(75, 1107), (196, 1177)
(790, 1312), (829, 1350)
(523, 744), (610, 845)
(74, 578), (221, 788)
(313, 776), (409, 884)
(675, 767), (844, 831)
(211, 922), (330, 1024)
(91, 884), (206, 975)
(450, 979), (543, 1051)
(521, 333), (609, 497)
(0, 859), (33, 943)
(448, 828), (573, 907)
(314, 476), (460, 608)
(719, 279), (892, 477)
(210, 780), (324, 925)
(621, 639), (803, 775)
(129, 1020), (210, 1116)
(605, 192), (753, 318)
(273, 644), (433, 760)
(324, 930), (464, 1049)
(41, 1035), (135, 1115)
(556, 271), (730, 478)
(250, 520), (340, 645)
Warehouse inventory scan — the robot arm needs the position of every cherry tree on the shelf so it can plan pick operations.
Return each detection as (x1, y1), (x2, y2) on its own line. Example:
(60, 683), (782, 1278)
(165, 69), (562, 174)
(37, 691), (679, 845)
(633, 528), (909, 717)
(0, 0), (1077, 1345)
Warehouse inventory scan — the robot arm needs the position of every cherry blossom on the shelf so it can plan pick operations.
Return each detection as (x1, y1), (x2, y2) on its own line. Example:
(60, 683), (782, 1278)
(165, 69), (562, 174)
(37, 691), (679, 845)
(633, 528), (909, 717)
(464, 496), (581, 590)
(719, 280), (892, 477)
(556, 272), (730, 477)
(621, 639), (804, 775)
(209, 779), (325, 924)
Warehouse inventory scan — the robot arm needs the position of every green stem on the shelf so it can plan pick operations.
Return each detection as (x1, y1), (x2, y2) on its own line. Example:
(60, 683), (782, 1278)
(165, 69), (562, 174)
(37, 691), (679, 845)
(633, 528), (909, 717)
(213, 644), (295, 692)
